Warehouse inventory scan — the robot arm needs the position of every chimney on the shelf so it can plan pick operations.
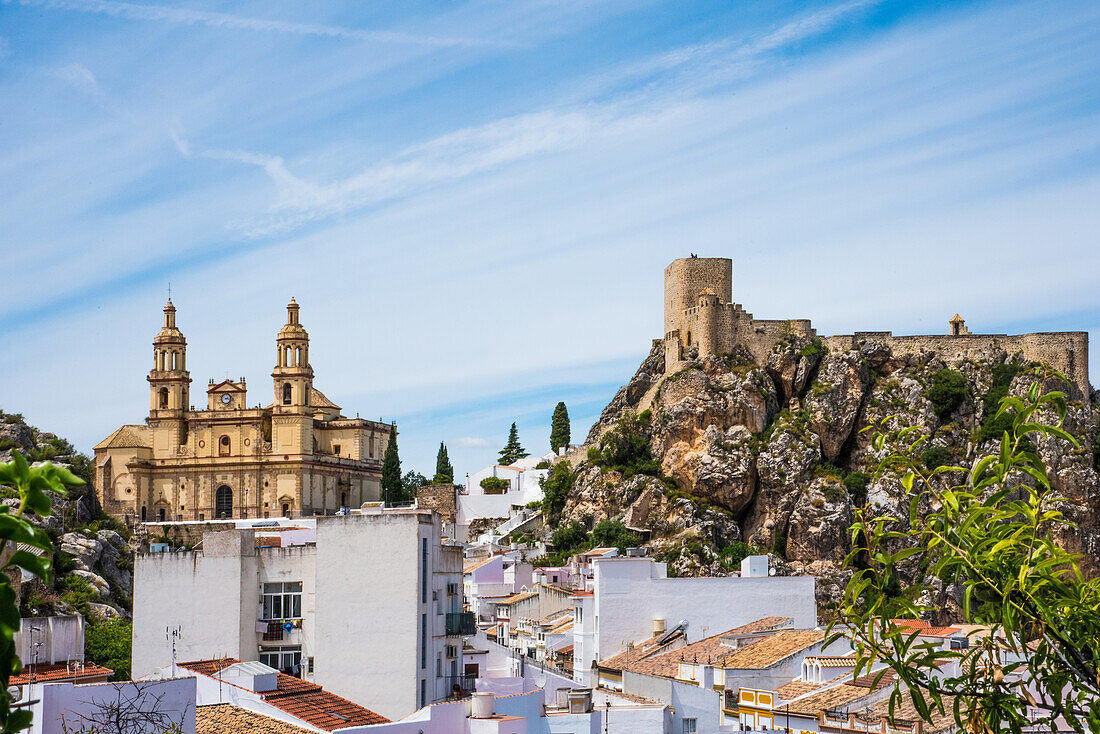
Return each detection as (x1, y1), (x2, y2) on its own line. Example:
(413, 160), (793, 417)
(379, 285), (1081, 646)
(653, 619), (666, 635)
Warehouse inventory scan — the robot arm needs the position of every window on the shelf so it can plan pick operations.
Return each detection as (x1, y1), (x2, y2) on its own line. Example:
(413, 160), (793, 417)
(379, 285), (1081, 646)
(219, 435), (230, 456)
(141, 506), (147, 522)
(421, 613), (427, 669)
(157, 508), (166, 522)
(421, 538), (428, 604)
(215, 485), (233, 518)
(260, 645), (301, 675)
(340, 492), (346, 507)
(682, 718), (697, 733)
(159, 388), (168, 408)
(420, 678), (426, 708)
(333, 444), (341, 455)
(282, 383), (292, 405)
(262, 581), (303, 619)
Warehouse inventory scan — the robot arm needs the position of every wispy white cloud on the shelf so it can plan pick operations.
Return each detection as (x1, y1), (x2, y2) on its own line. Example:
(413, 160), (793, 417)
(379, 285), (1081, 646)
(176, 0), (884, 238)
(454, 437), (492, 448)
(5, 0), (511, 48)
(54, 62), (103, 100)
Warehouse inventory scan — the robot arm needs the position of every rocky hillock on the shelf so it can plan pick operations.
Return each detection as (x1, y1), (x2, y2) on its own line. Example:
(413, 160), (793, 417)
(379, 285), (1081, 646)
(560, 338), (1100, 614)
(2, 410), (135, 675)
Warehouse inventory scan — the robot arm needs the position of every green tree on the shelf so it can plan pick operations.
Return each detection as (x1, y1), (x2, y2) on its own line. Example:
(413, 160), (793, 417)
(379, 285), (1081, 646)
(380, 424), (402, 505)
(84, 619), (132, 681)
(832, 377), (1100, 733)
(550, 402), (571, 453)
(540, 462), (575, 522)
(433, 442), (454, 484)
(402, 471), (428, 501)
(498, 423), (528, 466)
(590, 519), (640, 551)
(0, 451), (83, 732)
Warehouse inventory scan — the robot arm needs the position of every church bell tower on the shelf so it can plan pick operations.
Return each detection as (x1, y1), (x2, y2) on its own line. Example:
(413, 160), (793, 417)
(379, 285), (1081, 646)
(147, 299), (191, 452)
(272, 298), (314, 412)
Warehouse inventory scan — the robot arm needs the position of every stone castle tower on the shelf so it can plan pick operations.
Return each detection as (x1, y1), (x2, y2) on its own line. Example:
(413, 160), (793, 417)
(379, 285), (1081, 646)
(95, 299), (393, 524)
(662, 256), (1090, 398)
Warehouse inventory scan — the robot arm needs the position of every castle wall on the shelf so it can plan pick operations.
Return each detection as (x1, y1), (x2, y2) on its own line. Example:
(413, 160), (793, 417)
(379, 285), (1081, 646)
(823, 331), (1090, 397)
(659, 257), (1090, 399)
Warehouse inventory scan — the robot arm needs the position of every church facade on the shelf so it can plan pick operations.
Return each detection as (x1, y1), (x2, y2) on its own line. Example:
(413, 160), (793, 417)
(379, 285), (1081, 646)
(94, 299), (392, 523)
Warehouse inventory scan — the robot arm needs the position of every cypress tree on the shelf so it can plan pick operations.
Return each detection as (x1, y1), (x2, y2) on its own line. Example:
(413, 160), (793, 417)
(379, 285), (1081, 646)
(433, 442), (454, 484)
(498, 422), (528, 466)
(550, 402), (570, 453)
(381, 424), (401, 505)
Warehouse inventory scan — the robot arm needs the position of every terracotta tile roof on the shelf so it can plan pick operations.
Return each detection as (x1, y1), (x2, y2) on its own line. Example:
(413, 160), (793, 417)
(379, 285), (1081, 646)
(599, 630), (686, 674)
(180, 659), (388, 731)
(495, 591), (538, 605)
(94, 425), (150, 450)
(785, 683), (869, 715)
(919, 627), (961, 637)
(718, 630), (824, 670)
(197, 704), (315, 734)
(556, 644), (574, 655)
(892, 619), (930, 629)
(804, 655), (858, 668)
(775, 678), (825, 700)
(464, 556), (496, 574)
(570, 590), (593, 597)
(849, 669), (898, 689)
(549, 620), (574, 634)
(12, 662), (114, 686)
(866, 693), (958, 733)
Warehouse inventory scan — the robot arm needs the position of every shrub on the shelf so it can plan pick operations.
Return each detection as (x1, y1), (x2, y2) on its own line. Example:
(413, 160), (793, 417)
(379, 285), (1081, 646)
(822, 484), (846, 503)
(800, 338), (825, 358)
(534, 461), (552, 470)
(550, 522), (589, 554)
(772, 531), (787, 558)
(719, 542), (760, 569)
(590, 520), (640, 551)
(843, 471), (870, 506)
(60, 575), (98, 615)
(922, 445), (954, 471)
(479, 476), (509, 494)
(815, 463), (844, 481)
(926, 369), (969, 420)
(588, 413), (659, 479)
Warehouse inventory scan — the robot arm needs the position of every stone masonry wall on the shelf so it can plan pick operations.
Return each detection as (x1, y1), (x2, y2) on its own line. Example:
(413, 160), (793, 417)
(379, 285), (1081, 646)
(662, 257), (1091, 398)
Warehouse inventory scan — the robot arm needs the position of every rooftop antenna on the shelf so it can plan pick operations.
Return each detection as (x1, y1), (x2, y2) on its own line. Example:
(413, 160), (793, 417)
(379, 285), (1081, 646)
(29, 625), (43, 684)
(166, 626), (182, 678)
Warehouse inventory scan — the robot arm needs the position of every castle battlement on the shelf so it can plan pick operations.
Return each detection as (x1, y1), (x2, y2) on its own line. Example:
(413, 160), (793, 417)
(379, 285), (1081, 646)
(663, 257), (1091, 398)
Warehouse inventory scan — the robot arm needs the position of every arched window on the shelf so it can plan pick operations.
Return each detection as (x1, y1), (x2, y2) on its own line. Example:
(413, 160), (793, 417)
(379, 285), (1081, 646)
(285, 346), (292, 366)
(141, 506), (147, 522)
(282, 383), (292, 405)
(281, 503), (290, 517)
(219, 435), (231, 456)
(340, 491), (347, 508)
(686, 330), (693, 346)
(215, 486), (233, 518)
(171, 351), (177, 370)
(159, 387), (169, 409)
(158, 507), (166, 522)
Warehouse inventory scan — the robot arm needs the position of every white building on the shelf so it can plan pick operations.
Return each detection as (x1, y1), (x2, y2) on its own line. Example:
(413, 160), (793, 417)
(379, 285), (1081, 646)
(457, 452), (562, 539)
(571, 555), (817, 686)
(132, 508), (472, 720)
(18, 677), (197, 734)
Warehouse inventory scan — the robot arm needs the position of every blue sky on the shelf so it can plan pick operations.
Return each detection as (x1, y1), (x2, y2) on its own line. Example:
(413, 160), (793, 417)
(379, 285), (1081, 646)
(1, 0), (1099, 478)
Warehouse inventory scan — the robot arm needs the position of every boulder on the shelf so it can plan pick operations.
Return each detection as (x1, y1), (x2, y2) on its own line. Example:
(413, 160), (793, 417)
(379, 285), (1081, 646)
(804, 353), (868, 462)
(60, 533), (104, 571)
(71, 570), (110, 601)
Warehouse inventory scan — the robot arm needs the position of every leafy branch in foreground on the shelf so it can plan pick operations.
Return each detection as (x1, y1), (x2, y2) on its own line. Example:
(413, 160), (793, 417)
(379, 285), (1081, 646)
(829, 375), (1100, 733)
(0, 451), (83, 732)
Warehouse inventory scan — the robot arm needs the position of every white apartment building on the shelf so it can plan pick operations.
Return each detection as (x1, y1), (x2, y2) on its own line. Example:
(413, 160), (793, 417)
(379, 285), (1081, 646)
(132, 508), (473, 721)
(571, 555), (817, 686)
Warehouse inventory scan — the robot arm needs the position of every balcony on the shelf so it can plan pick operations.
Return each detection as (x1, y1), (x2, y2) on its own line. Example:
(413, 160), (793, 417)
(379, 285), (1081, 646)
(445, 612), (476, 636)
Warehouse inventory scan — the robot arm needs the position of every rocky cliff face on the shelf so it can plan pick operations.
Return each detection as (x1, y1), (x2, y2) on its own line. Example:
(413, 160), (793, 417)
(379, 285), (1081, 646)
(563, 339), (1100, 612)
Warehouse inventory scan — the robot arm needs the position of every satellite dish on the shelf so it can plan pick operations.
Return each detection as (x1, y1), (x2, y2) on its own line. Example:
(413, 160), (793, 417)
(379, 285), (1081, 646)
(6, 686), (20, 703)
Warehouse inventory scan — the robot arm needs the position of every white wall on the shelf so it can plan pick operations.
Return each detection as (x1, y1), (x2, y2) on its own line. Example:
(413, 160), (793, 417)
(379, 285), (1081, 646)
(16, 616), (84, 666)
(623, 671), (720, 734)
(590, 558), (817, 662)
(29, 678), (196, 734)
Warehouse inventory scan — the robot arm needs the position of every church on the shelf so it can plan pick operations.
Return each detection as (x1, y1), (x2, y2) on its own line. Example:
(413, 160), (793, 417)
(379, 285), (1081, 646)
(94, 298), (392, 523)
